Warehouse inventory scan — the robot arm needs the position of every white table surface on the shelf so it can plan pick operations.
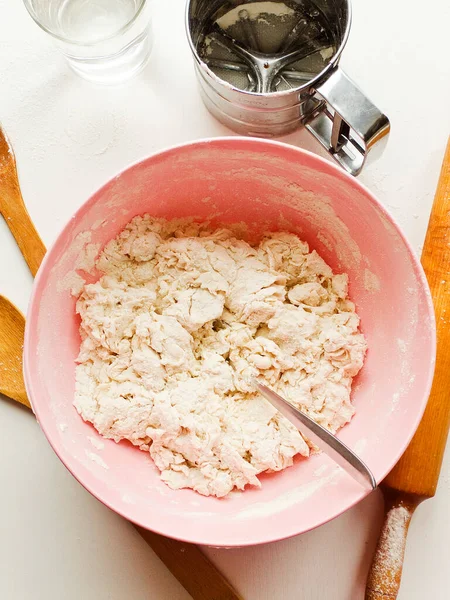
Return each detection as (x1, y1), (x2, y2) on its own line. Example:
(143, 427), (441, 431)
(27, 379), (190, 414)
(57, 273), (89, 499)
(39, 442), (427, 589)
(1, 1), (449, 598)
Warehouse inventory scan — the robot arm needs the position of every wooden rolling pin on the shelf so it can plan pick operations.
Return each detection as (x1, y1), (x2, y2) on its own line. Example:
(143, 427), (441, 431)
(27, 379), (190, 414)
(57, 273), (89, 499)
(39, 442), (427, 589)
(366, 137), (450, 599)
(0, 125), (242, 600)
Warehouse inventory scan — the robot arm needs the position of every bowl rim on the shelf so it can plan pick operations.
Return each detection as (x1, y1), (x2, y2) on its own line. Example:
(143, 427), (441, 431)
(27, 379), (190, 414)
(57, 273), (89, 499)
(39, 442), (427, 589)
(23, 137), (436, 546)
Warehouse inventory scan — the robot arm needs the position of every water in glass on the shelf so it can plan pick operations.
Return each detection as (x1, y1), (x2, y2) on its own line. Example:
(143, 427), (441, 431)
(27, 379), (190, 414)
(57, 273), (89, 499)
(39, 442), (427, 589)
(24, 0), (152, 84)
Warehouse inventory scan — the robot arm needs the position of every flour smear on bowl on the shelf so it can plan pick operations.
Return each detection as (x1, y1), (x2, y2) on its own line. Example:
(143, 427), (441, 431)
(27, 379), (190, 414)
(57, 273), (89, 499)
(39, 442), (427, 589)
(74, 216), (366, 497)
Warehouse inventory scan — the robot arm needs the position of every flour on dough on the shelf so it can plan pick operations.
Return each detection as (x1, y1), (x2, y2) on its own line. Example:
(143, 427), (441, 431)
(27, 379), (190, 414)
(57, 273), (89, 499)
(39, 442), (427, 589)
(74, 216), (366, 497)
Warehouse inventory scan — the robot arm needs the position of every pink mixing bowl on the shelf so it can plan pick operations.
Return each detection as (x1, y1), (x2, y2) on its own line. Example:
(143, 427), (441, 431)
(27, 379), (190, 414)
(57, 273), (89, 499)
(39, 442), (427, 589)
(24, 138), (435, 546)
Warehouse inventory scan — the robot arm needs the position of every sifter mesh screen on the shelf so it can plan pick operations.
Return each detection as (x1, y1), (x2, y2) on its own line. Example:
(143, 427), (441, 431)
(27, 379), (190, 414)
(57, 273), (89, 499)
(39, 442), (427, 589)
(197, 1), (338, 93)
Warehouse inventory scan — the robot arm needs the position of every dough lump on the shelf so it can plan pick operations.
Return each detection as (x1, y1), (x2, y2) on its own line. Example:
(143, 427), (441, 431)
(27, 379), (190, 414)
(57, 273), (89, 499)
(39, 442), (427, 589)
(75, 216), (366, 497)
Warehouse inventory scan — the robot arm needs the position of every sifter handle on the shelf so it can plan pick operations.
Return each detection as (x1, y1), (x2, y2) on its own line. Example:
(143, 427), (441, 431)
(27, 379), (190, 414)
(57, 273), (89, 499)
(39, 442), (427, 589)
(306, 67), (390, 176)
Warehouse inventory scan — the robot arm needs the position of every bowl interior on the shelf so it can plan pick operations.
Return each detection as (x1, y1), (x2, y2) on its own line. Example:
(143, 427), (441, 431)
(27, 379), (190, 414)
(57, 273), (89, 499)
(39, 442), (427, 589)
(24, 138), (435, 546)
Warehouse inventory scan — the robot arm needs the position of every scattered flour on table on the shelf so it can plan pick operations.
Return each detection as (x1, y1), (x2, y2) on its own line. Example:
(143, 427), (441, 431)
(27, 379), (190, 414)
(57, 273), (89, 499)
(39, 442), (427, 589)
(74, 216), (366, 498)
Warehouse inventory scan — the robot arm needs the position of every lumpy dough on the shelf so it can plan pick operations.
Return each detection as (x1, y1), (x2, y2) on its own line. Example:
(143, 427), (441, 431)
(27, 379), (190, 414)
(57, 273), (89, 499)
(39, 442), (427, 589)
(74, 216), (367, 498)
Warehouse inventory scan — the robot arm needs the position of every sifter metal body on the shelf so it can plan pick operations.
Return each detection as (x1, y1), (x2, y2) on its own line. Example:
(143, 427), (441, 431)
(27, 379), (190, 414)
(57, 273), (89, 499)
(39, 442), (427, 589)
(186, 0), (390, 175)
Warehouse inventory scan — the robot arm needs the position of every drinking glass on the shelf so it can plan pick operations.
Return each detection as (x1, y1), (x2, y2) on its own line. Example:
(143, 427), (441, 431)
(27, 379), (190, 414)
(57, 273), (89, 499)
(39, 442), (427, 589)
(23, 0), (152, 84)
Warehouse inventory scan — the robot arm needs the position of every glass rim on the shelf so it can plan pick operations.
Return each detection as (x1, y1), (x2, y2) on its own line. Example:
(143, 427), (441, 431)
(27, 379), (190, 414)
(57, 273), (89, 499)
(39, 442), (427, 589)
(23, 0), (148, 47)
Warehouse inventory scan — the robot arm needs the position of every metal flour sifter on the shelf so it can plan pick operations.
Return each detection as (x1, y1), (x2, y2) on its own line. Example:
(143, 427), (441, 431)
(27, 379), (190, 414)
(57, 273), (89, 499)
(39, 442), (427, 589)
(186, 0), (390, 175)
